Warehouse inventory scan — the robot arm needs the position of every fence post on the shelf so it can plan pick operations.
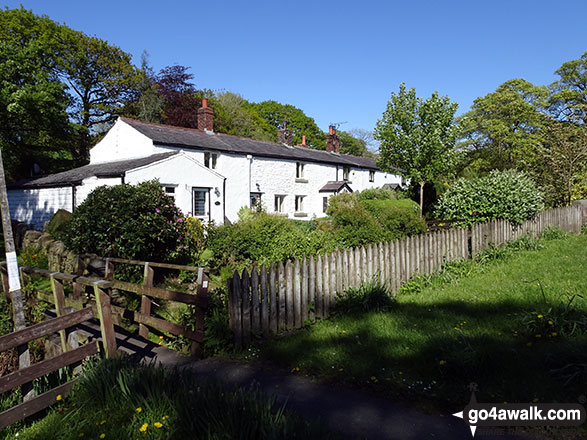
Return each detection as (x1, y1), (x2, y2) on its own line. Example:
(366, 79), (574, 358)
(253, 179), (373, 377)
(230, 270), (242, 348)
(285, 261), (294, 328)
(251, 267), (260, 334)
(323, 253), (330, 318)
(278, 262), (286, 331)
(94, 280), (117, 358)
(308, 256), (315, 322)
(269, 264), (277, 333)
(316, 254), (323, 319)
(138, 262), (154, 339)
(50, 274), (68, 353)
(241, 269), (251, 345)
(190, 270), (209, 358)
(261, 265), (269, 335)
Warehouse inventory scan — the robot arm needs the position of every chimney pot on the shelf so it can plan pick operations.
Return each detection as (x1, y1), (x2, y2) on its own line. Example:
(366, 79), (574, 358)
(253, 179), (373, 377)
(302, 135), (306, 145)
(329, 125), (335, 135)
(202, 97), (208, 108)
(326, 127), (340, 153)
(277, 124), (293, 146)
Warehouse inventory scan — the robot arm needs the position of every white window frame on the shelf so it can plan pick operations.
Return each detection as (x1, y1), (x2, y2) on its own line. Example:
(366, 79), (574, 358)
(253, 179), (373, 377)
(204, 151), (218, 169)
(296, 161), (304, 179)
(343, 166), (350, 181)
(192, 187), (210, 220)
(295, 195), (305, 213)
(274, 195), (286, 213)
(161, 184), (177, 200)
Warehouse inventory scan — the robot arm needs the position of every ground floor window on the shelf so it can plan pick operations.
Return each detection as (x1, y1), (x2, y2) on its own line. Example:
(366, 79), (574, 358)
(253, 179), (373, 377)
(162, 184), (176, 199)
(295, 195), (305, 212)
(274, 195), (285, 213)
(192, 188), (209, 218)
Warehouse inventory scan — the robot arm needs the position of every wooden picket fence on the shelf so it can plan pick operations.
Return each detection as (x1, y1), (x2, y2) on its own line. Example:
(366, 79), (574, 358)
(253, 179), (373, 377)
(228, 205), (584, 347)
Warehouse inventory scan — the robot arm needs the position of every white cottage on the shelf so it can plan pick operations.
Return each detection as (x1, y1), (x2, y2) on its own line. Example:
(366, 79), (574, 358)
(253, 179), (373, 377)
(8, 100), (402, 229)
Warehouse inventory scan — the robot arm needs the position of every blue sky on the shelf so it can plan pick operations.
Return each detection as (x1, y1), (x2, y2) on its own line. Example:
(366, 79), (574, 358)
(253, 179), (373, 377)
(4, 1), (587, 133)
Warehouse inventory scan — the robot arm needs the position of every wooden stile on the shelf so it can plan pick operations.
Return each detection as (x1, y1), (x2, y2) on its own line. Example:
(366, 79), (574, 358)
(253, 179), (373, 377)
(94, 281), (117, 358)
(139, 262), (154, 339)
(50, 275), (68, 353)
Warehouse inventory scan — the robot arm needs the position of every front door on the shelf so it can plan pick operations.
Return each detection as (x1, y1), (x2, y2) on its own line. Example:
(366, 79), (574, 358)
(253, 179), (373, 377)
(192, 187), (210, 222)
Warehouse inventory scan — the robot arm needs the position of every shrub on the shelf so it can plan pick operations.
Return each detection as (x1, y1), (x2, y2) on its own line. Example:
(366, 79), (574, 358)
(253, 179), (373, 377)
(435, 169), (543, 226)
(45, 209), (72, 240)
(63, 181), (192, 263)
(335, 279), (395, 314)
(361, 199), (426, 239)
(330, 203), (386, 247)
(356, 187), (398, 201)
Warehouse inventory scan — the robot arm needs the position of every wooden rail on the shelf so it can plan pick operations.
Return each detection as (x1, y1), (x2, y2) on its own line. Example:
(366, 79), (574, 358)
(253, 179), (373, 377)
(0, 270), (117, 429)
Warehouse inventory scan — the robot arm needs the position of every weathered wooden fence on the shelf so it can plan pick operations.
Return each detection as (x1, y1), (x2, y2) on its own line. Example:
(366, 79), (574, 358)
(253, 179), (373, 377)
(0, 272), (116, 429)
(229, 205), (583, 347)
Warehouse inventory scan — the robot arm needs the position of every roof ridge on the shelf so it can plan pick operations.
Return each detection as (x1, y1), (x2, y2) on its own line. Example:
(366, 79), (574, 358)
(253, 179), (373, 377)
(120, 116), (375, 162)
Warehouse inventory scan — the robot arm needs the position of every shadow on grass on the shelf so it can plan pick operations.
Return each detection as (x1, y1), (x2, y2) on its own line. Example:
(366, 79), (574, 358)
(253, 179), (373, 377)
(261, 299), (587, 412)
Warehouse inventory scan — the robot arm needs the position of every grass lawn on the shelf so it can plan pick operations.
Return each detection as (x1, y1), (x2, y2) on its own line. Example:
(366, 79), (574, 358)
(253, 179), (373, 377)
(260, 231), (587, 413)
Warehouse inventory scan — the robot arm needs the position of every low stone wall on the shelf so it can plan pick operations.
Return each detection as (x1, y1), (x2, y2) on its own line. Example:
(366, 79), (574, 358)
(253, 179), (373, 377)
(22, 230), (79, 273)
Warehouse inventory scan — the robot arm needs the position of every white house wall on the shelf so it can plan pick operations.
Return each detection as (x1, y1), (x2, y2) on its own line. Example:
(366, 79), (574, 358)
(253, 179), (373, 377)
(8, 187), (73, 229)
(90, 119), (155, 164)
(75, 177), (123, 207)
(125, 155), (226, 224)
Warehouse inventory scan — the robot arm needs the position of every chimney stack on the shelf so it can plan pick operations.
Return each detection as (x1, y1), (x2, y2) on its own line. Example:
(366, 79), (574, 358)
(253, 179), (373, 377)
(197, 97), (214, 131)
(326, 125), (340, 153)
(277, 121), (293, 146)
(297, 135), (308, 148)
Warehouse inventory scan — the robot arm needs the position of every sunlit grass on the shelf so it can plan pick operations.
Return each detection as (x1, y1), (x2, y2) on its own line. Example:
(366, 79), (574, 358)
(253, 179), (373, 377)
(262, 232), (587, 411)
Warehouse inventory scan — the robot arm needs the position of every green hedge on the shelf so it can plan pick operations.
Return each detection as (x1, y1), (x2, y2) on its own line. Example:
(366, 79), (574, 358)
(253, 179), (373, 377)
(435, 169), (544, 226)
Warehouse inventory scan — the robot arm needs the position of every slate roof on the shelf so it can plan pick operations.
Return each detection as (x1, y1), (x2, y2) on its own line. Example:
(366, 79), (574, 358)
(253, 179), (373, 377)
(319, 181), (354, 193)
(10, 152), (178, 189)
(121, 117), (381, 170)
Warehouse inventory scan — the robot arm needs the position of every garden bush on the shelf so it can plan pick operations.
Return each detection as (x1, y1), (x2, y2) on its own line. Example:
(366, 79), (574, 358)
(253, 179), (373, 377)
(361, 199), (426, 238)
(62, 181), (193, 263)
(435, 169), (544, 226)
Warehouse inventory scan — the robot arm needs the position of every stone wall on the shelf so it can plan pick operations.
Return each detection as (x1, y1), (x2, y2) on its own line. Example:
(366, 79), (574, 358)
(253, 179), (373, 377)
(22, 230), (79, 273)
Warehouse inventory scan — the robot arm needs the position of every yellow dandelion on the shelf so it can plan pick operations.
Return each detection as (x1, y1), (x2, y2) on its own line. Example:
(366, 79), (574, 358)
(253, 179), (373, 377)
(154, 422), (163, 428)
(339, 368), (344, 372)
(439, 360), (446, 365)
(551, 332), (557, 336)
(56, 394), (62, 401)
(100, 435), (105, 439)
(159, 335), (164, 339)
(139, 423), (148, 432)
(537, 314), (543, 318)
(548, 321), (553, 325)
(162, 416), (168, 420)
(100, 420), (106, 425)
(136, 407), (142, 413)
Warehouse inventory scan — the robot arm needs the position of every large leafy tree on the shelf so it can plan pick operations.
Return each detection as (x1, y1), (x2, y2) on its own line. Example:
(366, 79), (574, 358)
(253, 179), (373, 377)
(251, 100), (326, 149)
(0, 7), (72, 180)
(60, 31), (139, 163)
(458, 79), (549, 173)
(375, 83), (459, 212)
(212, 92), (275, 141)
(156, 64), (202, 128)
(550, 52), (587, 124)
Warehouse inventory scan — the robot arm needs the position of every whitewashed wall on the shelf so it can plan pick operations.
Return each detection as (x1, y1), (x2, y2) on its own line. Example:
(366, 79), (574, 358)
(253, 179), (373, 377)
(126, 154), (226, 224)
(75, 177), (123, 207)
(90, 119), (155, 163)
(8, 187), (73, 229)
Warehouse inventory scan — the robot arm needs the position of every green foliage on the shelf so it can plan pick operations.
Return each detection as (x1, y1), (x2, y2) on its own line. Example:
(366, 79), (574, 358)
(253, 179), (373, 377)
(550, 51), (587, 124)
(335, 279), (396, 314)
(541, 226), (569, 241)
(207, 212), (335, 270)
(63, 181), (192, 263)
(435, 169), (544, 226)
(251, 100), (326, 149)
(45, 209), (72, 240)
(11, 357), (339, 440)
(375, 83), (459, 211)
(326, 191), (425, 248)
(18, 246), (48, 270)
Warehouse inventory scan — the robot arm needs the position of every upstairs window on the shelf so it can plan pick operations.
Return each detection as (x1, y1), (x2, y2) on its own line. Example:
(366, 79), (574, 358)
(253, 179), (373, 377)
(343, 166), (350, 181)
(296, 162), (305, 179)
(369, 170), (375, 182)
(204, 151), (218, 169)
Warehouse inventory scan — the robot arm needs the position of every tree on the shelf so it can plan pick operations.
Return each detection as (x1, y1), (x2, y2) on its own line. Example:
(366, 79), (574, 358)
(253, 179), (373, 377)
(212, 92), (275, 141)
(375, 83), (459, 212)
(60, 31), (139, 162)
(122, 51), (163, 124)
(538, 121), (587, 206)
(458, 79), (549, 173)
(251, 101), (326, 149)
(156, 64), (202, 128)
(550, 52), (587, 124)
(338, 130), (369, 156)
(0, 7), (72, 180)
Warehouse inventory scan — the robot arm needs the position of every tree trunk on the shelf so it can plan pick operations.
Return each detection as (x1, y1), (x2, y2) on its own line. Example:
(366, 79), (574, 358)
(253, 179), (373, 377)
(419, 181), (425, 214)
